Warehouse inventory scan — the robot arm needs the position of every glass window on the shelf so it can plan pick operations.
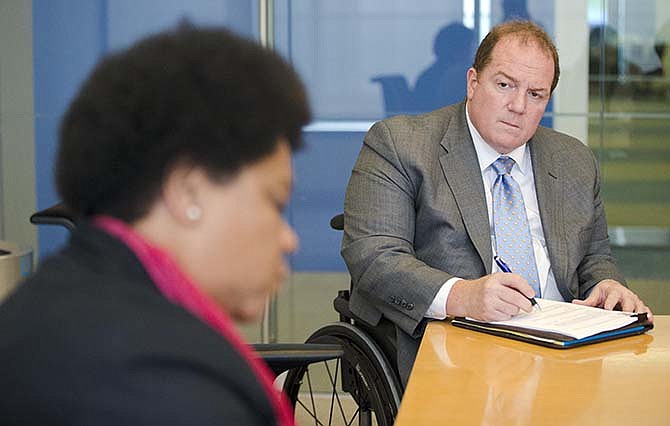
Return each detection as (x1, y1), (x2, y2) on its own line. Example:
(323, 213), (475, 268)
(587, 0), (670, 311)
(276, 0), (670, 344)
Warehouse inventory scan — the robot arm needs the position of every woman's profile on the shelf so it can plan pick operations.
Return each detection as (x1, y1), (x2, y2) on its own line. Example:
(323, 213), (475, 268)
(0, 24), (310, 426)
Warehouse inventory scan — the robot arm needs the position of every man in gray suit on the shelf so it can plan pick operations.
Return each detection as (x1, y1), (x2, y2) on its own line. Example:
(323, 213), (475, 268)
(342, 21), (653, 386)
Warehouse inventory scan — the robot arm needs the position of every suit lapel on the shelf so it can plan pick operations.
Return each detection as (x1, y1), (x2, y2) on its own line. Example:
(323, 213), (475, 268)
(529, 134), (567, 286)
(438, 104), (492, 273)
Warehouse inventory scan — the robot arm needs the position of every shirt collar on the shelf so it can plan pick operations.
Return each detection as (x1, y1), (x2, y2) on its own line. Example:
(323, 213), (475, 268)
(465, 104), (531, 175)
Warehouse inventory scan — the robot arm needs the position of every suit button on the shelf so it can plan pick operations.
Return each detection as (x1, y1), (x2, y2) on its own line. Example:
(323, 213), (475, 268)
(407, 303), (414, 311)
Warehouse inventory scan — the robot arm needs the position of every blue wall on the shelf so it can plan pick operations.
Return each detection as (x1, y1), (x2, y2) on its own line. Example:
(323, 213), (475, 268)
(31, 0), (354, 272)
(33, 0), (107, 256)
(289, 131), (364, 271)
(32, 0), (256, 259)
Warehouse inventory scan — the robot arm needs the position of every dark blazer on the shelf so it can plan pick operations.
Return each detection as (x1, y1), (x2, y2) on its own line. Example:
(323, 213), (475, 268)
(0, 224), (277, 426)
(342, 102), (625, 381)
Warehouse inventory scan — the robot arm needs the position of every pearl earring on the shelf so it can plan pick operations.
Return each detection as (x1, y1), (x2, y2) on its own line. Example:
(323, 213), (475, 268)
(186, 205), (202, 222)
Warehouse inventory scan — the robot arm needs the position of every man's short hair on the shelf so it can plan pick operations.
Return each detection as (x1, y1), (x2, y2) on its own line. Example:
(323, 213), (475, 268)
(57, 24), (311, 222)
(472, 20), (560, 93)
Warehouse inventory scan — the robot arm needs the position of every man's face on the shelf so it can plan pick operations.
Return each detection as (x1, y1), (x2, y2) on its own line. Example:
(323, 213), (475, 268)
(187, 141), (298, 322)
(466, 36), (554, 154)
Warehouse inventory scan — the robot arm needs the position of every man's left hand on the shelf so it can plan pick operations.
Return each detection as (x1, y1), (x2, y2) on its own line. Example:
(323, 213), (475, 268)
(572, 279), (653, 322)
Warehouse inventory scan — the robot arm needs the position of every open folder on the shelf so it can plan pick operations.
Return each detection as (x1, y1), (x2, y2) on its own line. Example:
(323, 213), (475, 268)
(451, 299), (653, 348)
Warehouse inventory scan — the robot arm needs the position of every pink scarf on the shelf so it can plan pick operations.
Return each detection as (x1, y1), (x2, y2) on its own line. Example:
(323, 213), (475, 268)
(94, 216), (294, 426)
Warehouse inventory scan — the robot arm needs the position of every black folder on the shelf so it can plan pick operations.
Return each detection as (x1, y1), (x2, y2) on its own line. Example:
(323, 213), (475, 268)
(451, 312), (652, 349)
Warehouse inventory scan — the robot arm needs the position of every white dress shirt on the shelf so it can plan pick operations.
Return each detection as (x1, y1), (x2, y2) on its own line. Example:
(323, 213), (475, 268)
(425, 108), (562, 319)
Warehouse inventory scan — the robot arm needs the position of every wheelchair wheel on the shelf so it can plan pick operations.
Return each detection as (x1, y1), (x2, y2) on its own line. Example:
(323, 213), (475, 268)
(282, 322), (401, 426)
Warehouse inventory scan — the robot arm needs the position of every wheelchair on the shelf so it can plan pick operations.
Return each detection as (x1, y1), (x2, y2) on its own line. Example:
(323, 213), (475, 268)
(31, 204), (403, 426)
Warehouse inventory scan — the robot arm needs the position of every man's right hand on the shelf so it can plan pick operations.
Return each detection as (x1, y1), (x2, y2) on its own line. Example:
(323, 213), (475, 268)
(445, 272), (535, 322)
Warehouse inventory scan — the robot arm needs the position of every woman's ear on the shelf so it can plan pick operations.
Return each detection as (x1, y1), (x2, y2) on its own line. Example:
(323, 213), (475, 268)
(161, 165), (205, 227)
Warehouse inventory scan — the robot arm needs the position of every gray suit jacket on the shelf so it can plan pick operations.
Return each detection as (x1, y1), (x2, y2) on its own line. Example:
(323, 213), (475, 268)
(342, 102), (625, 376)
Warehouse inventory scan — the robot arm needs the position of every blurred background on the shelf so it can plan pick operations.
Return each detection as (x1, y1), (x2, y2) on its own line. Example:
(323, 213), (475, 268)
(1, 0), (668, 344)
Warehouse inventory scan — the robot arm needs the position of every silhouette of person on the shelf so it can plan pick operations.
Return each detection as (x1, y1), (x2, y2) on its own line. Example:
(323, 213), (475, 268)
(588, 24), (621, 100)
(413, 23), (476, 113)
(498, 1), (553, 126)
(652, 19), (670, 77)
(589, 25), (620, 77)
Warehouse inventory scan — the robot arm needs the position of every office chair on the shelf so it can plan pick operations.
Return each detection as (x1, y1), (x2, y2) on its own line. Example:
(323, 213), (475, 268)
(371, 74), (415, 117)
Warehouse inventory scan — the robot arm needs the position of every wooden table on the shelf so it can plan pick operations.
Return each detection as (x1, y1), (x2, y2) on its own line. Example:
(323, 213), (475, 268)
(395, 316), (670, 425)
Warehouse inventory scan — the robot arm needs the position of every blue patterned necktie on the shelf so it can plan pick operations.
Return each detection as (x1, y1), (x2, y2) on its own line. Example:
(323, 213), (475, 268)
(491, 156), (541, 297)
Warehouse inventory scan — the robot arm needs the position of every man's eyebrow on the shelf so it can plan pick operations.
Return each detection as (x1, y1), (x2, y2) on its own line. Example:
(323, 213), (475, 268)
(496, 71), (549, 93)
(496, 71), (519, 84)
(529, 86), (549, 94)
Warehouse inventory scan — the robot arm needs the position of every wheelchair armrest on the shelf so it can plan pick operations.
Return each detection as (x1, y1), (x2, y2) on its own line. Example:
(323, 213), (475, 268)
(334, 290), (355, 323)
(330, 213), (344, 231)
(251, 343), (343, 376)
(30, 203), (78, 232)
